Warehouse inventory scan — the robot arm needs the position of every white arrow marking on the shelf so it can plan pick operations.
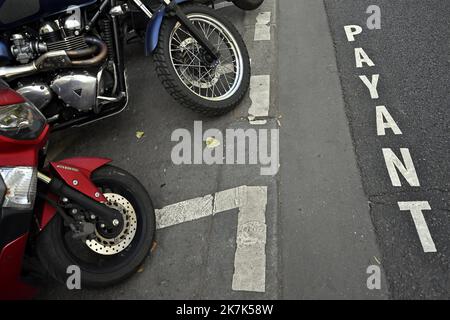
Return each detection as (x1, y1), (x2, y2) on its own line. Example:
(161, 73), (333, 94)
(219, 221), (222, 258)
(156, 185), (268, 293)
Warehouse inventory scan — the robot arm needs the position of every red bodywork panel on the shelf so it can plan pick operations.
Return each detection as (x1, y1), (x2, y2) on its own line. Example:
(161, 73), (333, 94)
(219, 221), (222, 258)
(39, 157), (112, 230)
(0, 89), (112, 299)
(0, 87), (45, 299)
(39, 193), (59, 231)
(50, 157), (111, 201)
(0, 88), (26, 105)
(0, 88), (49, 167)
(0, 125), (49, 167)
(0, 234), (37, 300)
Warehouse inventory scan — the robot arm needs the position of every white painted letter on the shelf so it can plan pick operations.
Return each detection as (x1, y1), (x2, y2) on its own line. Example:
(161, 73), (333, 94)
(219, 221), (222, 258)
(344, 25), (362, 42)
(376, 106), (402, 136)
(354, 48), (375, 68)
(398, 201), (436, 253)
(359, 74), (379, 99)
(382, 148), (420, 187)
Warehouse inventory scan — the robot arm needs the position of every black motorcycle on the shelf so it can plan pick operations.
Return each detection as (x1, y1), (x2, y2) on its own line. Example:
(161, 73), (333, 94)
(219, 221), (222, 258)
(0, 0), (252, 131)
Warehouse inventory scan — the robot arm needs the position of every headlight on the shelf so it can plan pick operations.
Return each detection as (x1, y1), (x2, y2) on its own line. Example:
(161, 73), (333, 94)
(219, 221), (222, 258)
(0, 101), (46, 140)
(0, 167), (37, 209)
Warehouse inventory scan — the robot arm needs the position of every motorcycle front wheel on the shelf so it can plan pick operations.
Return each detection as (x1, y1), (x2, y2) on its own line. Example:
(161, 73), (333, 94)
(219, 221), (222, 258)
(154, 4), (251, 116)
(36, 165), (156, 288)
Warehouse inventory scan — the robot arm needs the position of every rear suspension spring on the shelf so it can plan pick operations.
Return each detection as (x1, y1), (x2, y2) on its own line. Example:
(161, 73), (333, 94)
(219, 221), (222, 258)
(100, 19), (115, 60)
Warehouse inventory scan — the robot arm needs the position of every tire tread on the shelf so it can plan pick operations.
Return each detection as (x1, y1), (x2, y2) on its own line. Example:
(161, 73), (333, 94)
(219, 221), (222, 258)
(153, 4), (251, 116)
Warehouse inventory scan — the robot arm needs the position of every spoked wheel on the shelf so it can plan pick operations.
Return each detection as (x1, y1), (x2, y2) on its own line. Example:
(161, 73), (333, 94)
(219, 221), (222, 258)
(36, 165), (155, 288)
(154, 4), (251, 116)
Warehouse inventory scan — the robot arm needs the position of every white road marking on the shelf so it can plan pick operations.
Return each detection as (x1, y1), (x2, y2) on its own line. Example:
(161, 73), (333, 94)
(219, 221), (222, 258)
(343, 11), (436, 258)
(354, 48), (375, 68)
(359, 74), (380, 99)
(344, 25), (363, 42)
(382, 148), (420, 187)
(376, 106), (402, 136)
(156, 185), (268, 293)
(254, 12), (271, 41)
(248, 75), (271, 125)
(156, 194), (213, 229)
(230, 186), (267, 292)
(398, 201), (437, 253)
(214, 1), (234, 9)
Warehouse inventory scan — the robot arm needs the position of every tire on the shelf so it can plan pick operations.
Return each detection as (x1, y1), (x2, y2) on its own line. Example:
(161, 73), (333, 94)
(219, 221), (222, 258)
(232, 0), (264, 10)
(36, 165), (156, 288)
(154, 4), (251, 116)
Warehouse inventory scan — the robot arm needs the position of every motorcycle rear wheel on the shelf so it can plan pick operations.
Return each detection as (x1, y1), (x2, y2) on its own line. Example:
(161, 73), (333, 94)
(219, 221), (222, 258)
(36, 165), (155, 288)
(154, 4), (251, 116)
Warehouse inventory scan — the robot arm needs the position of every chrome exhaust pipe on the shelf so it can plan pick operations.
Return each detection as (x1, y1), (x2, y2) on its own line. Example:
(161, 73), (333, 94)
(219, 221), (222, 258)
(0, 63), (37, 79)
(0, 50), (72, 80)
(67, 36), (108, 66)
(0, 37), (108, 80)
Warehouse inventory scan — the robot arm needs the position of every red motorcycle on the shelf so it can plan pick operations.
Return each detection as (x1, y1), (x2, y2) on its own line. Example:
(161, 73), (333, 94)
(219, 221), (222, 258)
(0, 82), (155, 300)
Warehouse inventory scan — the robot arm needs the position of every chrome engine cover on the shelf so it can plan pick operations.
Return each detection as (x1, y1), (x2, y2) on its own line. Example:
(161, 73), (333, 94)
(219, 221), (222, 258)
(16, 83), (53, 110)
(51, 73), (97, 111)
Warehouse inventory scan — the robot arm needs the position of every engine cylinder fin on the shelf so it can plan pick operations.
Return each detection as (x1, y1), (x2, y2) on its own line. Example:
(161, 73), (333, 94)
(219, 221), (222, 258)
(46, 36), (88, 52)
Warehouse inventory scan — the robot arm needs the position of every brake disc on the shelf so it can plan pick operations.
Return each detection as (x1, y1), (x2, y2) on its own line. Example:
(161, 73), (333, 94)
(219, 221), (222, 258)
(178, 37), (219, 89)
(85, 193), (137, 256)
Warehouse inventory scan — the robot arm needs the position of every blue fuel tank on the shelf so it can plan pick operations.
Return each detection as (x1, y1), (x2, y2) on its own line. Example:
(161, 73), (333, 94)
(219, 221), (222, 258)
(0, 0), (97, 30)
(0, 39), (10, 62)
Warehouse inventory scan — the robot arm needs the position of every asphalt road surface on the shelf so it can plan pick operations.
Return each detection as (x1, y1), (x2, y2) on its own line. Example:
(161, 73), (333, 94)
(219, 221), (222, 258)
(39, 0), (279, 299)
(324, 0), (450, 299)
(38, 0), (449, 299)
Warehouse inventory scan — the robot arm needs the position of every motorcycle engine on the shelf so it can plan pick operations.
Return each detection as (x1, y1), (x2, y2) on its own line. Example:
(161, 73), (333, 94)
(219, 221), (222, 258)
(11, 7), (87, 65)
(50, 72), (99, 112)
(13, 7), (104, 113)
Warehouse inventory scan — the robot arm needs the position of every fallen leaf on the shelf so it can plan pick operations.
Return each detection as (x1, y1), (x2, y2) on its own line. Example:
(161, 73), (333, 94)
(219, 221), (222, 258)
(136, 131), (145, 139)
(205, 137), (221, 148)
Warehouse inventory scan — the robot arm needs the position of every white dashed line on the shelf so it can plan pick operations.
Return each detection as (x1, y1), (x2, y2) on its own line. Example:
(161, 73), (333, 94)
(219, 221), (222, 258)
(214, 1), (234, 9)
(254, 12), (272, 41)
(156, 185), (268, 293)
(248, 75), (271, 125)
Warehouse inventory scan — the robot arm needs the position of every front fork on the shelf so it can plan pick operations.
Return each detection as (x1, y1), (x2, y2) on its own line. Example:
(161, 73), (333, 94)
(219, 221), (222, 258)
(37, 172), (122, 229)
(132, 0), (220, 59)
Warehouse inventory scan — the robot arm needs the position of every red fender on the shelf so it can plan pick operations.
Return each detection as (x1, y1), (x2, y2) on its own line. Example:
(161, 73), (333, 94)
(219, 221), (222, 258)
(39, 157), (112, 230)
(0, 233), (37, 300)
